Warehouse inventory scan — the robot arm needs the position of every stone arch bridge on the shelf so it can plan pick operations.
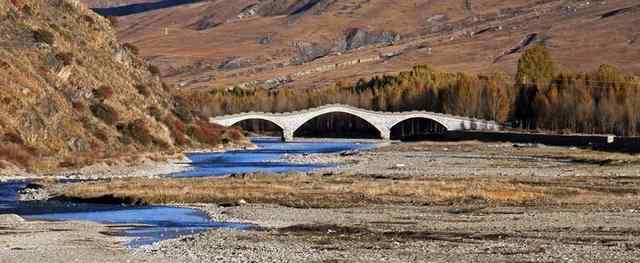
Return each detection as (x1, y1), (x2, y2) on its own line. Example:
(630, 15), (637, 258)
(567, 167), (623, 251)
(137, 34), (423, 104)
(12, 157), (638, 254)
(210, 104), (502, 141)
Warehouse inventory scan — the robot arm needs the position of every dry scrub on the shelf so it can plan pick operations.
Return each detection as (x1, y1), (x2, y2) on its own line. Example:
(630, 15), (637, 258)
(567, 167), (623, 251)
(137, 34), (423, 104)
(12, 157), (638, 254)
(61, 173), (640, 208)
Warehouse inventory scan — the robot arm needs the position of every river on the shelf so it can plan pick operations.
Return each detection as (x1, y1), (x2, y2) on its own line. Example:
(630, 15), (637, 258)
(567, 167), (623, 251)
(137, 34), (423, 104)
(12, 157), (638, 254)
(0, 138), (375, 248)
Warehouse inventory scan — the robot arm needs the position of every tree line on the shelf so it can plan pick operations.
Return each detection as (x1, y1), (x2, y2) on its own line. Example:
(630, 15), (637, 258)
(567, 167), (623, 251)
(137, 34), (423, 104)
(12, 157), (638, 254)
(180, 45), (640, 136)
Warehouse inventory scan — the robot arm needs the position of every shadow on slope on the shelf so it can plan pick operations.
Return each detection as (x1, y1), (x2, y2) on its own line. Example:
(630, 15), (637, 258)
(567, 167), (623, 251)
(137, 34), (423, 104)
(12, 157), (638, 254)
(92, 0), (205, 17)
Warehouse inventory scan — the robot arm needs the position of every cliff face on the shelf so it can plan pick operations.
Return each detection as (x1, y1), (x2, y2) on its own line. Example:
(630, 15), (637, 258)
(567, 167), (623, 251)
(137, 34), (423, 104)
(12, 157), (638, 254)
(0, 0), (244, 171)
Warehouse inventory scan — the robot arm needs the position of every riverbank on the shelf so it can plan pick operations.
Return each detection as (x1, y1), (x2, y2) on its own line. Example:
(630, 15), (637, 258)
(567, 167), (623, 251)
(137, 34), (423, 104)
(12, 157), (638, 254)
(4, 140), (640, 262)
(0, 141), (259, 182)
(0, 214), (155, 263)
(0, 154), (192, 183)
(58, 140), (640, 262)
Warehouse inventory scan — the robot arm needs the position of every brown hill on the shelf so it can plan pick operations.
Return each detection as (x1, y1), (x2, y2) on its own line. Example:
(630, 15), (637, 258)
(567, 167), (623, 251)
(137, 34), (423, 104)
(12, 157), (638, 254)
(0, 0), (245, 172)
(81, 0), (640, 91)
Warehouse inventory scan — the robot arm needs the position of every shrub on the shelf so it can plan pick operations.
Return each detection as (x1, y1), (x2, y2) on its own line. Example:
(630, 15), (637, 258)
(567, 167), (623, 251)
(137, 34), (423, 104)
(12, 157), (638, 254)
(148, 65), (161, 76)
(122, 43), (139, 55)
(2, 132), (24, 144)
(93, 85), (114, 100)
(135, 84), (151, 96)
(21, 5), (32, 15)
(0, 60), (9, 70)
(94, 129), (109, 142)
(121, 119), (154, 146)
(162, 117), (189, 145)
(33, 29), (55, 45)
(172, 96), (194, 122)
(187, 120), (224, 146)
(148, 106), (163, 120)
(10, 0), (22, 8)
(225, 128), (245, 141)
(81, 15), (95, 25)
(72, 101), (86, 112)
(90, 103), (119, 125)
(162, 82), (172, 92)
(0, 143), (34, 168)
(56, 52), (74, 66)
(106, 16), (119, 27)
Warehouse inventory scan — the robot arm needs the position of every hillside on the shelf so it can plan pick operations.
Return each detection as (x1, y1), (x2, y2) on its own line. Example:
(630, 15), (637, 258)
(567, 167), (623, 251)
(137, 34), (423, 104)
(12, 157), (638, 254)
(0, 0), (246, 172)
(81, 0), (640, 91)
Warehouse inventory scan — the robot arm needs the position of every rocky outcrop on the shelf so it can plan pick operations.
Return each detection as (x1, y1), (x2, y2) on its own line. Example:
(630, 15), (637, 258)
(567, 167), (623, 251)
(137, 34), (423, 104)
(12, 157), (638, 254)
(494, 33), (539, 63)
(291, 42), (331, 65)
(255, 0), (334, 17)
(337, 28), (401, 52)
(219, 57), (253, 70)
(0, 0), (245, 171)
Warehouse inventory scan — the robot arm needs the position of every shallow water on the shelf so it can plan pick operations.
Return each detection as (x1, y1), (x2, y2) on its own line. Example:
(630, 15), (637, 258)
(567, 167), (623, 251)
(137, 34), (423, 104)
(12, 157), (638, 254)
(0, 138), (373, 248)
(175, 138), (375, 177)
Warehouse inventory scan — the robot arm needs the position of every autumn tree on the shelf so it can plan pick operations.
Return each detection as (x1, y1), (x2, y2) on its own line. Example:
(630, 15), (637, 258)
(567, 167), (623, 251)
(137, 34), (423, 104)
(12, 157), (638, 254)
(515, 45), (556, 87)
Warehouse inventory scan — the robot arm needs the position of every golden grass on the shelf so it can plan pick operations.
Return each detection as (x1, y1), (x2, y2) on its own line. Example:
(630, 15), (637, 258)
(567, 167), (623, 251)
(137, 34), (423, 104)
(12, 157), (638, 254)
(60, 173), (637, 208)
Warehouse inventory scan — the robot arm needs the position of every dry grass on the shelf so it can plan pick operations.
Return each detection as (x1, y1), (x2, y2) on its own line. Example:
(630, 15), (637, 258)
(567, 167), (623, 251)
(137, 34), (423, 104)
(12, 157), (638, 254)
(61, 173), (639, 208)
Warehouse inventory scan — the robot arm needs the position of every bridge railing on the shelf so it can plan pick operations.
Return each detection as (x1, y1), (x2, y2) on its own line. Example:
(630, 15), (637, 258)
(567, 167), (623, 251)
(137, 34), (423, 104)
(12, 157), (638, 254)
(210, 104), (502, 126)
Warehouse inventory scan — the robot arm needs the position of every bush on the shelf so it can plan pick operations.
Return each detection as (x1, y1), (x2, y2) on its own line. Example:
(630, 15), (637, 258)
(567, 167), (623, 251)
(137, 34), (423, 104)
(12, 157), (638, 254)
(94, 129), (109, 142)
(135, 84), (151, 96)
(148, 65), (161, 76)
(225, 128), (245, 142)
(172, 96), (194, 122)
(0, 143), (35, 168)
(71, 101), (86, 112)
(162, 117), (189, 145)
(122, 43), (139, 55)
(33, 29), (55, 45)
(106, 16), (119, 27)
(21, 4), (33, 15)
(148, 105), (163, 120)
(0, 60), (9, 70)
(90, 103), (119, 125)
(187, 120), (224, 145)
(2, 132), (24, 144)
(10, 0), (22, 8)
(93, 85), (114, 100)
(121, 119), (154, 146)
(55, 52), (74, 66)
(81, 15), (95, 25)
(161, 82), (172, 92)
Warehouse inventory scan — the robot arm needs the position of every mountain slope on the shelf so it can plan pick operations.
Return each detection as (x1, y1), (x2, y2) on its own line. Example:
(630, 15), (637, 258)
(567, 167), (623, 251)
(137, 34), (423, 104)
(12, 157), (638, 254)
(81, 0), (640, 91)
(0, 0), (245, 172)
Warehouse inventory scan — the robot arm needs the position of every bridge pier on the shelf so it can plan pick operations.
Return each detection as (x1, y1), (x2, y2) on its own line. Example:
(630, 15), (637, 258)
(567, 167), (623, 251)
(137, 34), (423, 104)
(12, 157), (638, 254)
(379, 128), (391, 141)
(282, 129), (295, 142)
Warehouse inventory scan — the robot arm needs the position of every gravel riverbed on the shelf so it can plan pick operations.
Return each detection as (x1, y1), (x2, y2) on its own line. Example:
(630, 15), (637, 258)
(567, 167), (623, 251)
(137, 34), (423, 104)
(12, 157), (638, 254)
(4, 140), (640, 262)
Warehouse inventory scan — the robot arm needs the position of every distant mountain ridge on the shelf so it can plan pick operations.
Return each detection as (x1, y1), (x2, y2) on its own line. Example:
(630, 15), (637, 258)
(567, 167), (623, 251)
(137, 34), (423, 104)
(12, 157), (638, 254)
(79, 0), (640, 92)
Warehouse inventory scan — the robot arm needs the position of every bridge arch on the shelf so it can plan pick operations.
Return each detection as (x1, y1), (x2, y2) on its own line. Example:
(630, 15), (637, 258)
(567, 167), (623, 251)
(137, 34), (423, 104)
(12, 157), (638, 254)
(292, 111), (383, 139)
(388, 116), (450, 132)
(389, 117), (449, 140)
(229, 118), (285, 137)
